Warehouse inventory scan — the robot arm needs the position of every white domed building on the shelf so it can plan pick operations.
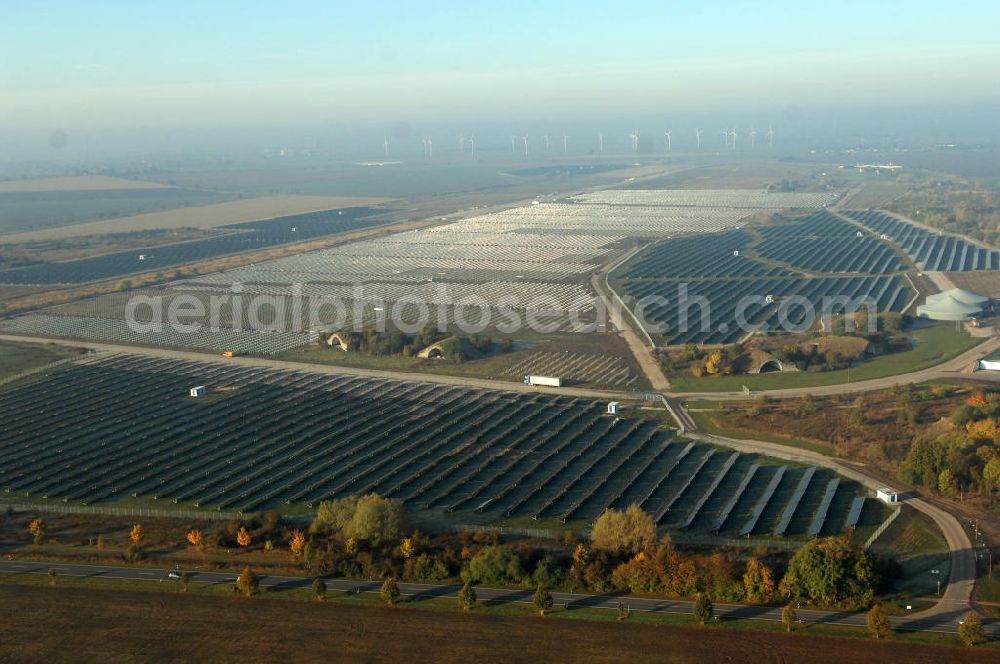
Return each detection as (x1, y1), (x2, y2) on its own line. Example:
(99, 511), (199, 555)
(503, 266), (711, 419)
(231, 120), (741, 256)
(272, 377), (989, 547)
(916, 288), (990, 321)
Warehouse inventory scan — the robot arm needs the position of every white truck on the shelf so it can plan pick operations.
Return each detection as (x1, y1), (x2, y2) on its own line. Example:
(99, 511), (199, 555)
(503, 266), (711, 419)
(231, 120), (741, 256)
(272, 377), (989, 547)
(524, 375), (562, 387)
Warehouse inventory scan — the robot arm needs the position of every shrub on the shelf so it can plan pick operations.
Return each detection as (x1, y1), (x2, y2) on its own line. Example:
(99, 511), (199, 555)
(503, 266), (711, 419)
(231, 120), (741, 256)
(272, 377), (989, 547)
(462, 546), (526, 586)
(958, 611), (984, 647)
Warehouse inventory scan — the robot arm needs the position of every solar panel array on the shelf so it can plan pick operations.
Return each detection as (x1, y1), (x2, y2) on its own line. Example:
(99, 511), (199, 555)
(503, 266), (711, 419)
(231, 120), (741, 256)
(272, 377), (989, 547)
(842, 210), (1000, 272)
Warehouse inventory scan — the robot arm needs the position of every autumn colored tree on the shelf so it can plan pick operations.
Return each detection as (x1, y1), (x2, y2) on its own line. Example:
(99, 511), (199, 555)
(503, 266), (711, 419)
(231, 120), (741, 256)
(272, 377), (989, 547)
(186, 529), (204, 548)
(129, 524), (144, 545)
(742, 558), (776, 602)
(984, 457), (1000, 491)
(180, 572), (190, 592)
(289, 529), (307, 557)
(533, 584), (554, 616)
(236, 567), (260, 597)
(782, 603), (797, 632)
(458, 580), (477, 611)
(312, 577), (327, 600)
(236, 526), (252, 547)
(590, 504), (656, 556)
(693, 593), (713, 625)
(28, 518), (46, 545)
(867, 603), (891, 639)
(967, 418), (999, 444)
(958, 611), (984, 647)
(400, 537), (415, 559)
(345, 537), (359, 555)
(380, 577), (400, 605)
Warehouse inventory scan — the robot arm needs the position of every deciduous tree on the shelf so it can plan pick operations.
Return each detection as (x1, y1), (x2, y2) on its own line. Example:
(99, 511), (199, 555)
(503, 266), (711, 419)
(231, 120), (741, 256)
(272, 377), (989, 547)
(28, 518), (46, 545)
(742, 557), (776, 602)
(312, 577), (327, 601)
(236, 566), (260, 597)
(866, 603), (891, 639)
(958, 611), (984, 647)
(129, 524), (144, 545)
(186, 529), (204, 548)
(693, 593), (713, 625)
(533, 584), (554, 616)
(458, 580), (477, 611)
(289, 529), (306, 557)
(590, 505), (656, 556)
(236, 526), (252, 547)
(400, 537), (415, 559)
(380, 577), (400, 605)
(782, 603), (797, 632)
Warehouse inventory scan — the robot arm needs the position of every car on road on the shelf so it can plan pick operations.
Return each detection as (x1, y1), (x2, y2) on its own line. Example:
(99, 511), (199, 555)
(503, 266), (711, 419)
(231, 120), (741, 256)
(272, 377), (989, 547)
(167, 571), (182, 580)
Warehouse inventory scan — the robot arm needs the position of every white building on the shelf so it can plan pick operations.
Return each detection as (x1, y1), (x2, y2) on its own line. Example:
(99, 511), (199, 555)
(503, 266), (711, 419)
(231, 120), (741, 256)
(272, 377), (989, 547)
(876, 487), (899, 505)
(916, 288), (989, 322)
(189, 386), (206, 398)
(607, 402), (620, 414)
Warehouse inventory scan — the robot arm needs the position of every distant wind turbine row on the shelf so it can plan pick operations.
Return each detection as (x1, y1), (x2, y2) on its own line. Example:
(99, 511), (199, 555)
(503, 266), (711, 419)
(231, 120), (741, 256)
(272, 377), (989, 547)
(383, 125), (776, 158)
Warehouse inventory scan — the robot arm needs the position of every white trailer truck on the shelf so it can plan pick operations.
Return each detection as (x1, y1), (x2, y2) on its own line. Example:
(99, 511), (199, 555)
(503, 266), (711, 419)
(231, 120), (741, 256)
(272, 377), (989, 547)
(524, 375), (562, 387)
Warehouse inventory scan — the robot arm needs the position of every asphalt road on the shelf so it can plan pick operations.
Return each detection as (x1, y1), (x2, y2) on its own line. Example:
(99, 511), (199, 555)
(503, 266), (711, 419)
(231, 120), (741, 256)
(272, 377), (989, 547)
(1, 559), (991, 636)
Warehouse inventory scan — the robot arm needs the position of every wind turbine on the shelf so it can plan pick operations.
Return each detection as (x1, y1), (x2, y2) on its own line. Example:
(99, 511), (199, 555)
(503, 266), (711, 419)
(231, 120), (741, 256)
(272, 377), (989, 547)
(421, 137), (428, 159)
(664, 130), (672, 152)
(383, 135), (390, 158)
(522, 135), (528, 156)
(459, 134), (466, 154)
(598, 132), (604, 153)
(543, 134), (550, 152)
(722, 127), (729, 148)
(511, 135), (517, 155)
(695, 128), (702, 149)
(767, 124), (775, 148)
(730, 127), (737, 150)
(750, 127), (757, 150)
(427, 137), (433, 158)
(469, 135), (475, 158)
(562, 134), (568, 154)
(630, 129), (640, 152)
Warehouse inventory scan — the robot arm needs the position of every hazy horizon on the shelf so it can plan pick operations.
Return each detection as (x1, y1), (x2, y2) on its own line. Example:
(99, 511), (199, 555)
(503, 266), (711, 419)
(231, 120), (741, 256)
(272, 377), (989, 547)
(3, 1), (1000, 163)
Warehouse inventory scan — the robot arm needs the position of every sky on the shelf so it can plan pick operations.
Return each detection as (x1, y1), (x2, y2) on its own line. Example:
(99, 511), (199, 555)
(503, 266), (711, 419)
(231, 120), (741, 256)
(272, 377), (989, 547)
(2, 1), (999, 162)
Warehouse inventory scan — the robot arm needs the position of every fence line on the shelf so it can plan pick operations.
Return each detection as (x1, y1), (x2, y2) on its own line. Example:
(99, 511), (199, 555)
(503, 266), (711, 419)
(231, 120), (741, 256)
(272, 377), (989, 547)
(864, 505), (902, 550)
(0, 501), (244, 522)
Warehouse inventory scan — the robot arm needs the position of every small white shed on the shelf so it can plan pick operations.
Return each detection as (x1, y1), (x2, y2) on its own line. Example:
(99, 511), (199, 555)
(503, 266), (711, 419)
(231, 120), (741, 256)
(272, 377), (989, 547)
(876, 487), (899, 504)
(607, 402), (620, 414)
(189, 386), (207, 398)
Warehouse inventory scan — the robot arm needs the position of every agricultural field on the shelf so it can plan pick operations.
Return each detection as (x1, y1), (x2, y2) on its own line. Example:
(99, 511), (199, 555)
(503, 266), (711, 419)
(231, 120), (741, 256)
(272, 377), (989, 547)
(3, 585), (987, 664)
(842, 210), (1000, 271)
(0, 354), (872, 537)
(0, 207), (387, 285)
(0, 187), (234, 235)
(0, 194), (385, 243)
(0, 175), (175, 192)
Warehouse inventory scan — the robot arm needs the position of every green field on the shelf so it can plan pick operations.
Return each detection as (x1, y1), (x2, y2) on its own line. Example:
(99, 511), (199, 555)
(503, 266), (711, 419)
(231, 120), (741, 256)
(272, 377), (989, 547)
(687, 409), (837, 456)
(869, 506), (950, 597)
(669, 323), (982, 392)
(0, 340), (80, 380)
